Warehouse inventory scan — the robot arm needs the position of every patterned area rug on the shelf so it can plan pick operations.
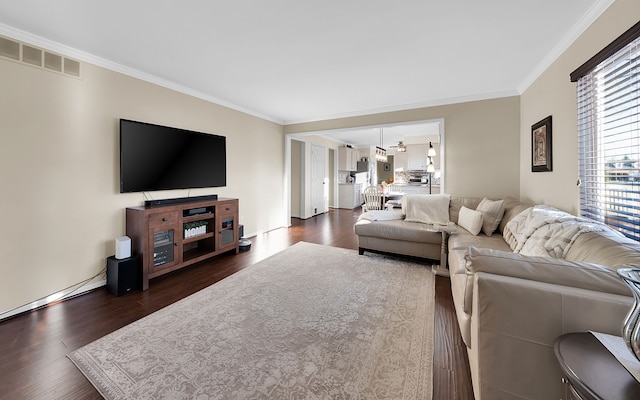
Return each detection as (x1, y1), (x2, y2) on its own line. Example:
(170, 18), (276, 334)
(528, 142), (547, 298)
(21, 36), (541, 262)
(68, 242), (435, 399)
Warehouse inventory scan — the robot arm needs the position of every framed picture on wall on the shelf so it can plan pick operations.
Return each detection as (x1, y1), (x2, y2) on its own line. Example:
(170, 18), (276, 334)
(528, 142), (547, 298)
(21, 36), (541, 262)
(532, 116), (552, 172)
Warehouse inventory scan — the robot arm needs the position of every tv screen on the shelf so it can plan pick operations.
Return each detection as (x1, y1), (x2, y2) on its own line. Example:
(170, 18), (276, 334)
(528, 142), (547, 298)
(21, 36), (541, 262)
(120, 119), (226, 193)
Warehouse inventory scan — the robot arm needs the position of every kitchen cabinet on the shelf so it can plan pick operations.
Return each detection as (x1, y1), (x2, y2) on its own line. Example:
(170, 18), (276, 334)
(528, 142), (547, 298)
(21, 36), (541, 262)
(338, 147), (358, 171)
(407, 144), (429, 170)
(393, 144), (434, 171)
(394, 152), (408, 170)
(338, 184), (362, 209)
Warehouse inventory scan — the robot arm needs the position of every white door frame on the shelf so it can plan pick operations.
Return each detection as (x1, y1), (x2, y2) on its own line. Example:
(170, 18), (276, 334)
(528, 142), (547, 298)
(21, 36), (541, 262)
(310, 143), (326, 216)
(284, 118), (445, 227)
(328, 147), (338, 208)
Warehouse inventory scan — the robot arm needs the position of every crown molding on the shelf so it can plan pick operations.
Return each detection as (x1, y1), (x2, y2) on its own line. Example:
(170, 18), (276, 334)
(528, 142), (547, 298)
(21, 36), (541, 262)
(517, 0), (615, 93)
(0, 23), (283, 125)
(282, 90), (519, 126)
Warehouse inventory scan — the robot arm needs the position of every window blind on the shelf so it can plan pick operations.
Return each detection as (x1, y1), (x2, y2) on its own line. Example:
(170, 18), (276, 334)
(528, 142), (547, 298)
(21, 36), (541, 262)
(578, 34), (640, 241)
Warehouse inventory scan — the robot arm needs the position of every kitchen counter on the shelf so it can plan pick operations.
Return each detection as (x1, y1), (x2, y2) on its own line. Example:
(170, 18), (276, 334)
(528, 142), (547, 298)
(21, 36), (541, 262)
(338, 183), (363, 209)
(390, 184), (440, 194)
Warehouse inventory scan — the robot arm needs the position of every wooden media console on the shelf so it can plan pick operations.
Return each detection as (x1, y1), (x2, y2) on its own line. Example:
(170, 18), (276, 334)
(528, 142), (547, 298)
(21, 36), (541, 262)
(126, 197), (239, 290)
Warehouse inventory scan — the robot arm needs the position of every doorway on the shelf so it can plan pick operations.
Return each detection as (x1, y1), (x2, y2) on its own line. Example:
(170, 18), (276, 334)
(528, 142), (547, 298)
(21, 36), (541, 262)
(310, 143), (326, 216)
(284, 119), (444, 226)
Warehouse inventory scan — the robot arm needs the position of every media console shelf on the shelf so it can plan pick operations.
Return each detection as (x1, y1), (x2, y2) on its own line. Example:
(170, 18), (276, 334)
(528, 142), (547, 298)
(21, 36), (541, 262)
(126, 197), (239, 290)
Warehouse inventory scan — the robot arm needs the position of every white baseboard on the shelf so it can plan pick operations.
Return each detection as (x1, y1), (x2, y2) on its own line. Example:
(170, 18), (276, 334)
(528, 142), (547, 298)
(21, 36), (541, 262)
(0, 279), (106, 321)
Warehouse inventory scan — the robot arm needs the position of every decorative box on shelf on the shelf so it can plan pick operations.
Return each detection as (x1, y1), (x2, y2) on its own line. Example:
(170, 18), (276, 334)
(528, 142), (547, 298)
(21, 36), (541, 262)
(184, 221), (208, 239)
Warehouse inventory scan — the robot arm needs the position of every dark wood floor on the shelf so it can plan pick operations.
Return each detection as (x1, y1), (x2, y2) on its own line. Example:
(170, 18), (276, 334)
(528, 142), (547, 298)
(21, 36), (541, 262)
(0, 208), (474, 400)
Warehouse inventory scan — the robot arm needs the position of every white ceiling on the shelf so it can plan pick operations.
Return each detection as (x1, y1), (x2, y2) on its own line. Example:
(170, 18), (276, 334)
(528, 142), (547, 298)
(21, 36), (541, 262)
(0, 1), (610, 141)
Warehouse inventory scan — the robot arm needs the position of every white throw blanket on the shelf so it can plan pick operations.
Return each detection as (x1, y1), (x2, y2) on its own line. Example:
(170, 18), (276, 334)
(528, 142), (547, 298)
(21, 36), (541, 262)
(503, 205), (606, 258)
(403, 194), (451, 225)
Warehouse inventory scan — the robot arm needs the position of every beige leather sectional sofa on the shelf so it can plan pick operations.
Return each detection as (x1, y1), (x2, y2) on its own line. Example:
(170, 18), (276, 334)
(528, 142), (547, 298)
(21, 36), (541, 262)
(354, 195), (640, 400)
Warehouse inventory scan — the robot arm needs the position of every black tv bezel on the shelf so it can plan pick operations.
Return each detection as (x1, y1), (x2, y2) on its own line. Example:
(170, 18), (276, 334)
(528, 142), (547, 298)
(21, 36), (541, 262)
(119, 119), (227, 193)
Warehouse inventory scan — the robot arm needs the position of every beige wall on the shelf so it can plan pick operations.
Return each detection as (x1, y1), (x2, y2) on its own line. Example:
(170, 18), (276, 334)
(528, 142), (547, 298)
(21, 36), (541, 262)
(4, 0), (633, 316)
(286, 96), (521, 199)
(520, 0), (640, 214)
(378, 156), (394, 184)
(0, 58), (284, 314)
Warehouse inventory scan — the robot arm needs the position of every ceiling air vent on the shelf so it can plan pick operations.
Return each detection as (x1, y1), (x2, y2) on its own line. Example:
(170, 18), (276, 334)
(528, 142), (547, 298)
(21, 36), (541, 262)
(22, 44), (42, 67)
(44, 51), (62, 72)
(0, 35), (81, 78)
(0, 36), (19, 60)
(64, 58), (80, 77)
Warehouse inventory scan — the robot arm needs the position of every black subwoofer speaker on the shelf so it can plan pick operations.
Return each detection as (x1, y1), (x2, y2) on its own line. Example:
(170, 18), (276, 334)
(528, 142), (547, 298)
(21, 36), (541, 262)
(106, 255), (141, 296)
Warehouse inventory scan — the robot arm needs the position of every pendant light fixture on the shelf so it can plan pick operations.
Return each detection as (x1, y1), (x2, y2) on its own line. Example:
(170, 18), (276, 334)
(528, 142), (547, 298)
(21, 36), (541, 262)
(427, 142), (436, 194)
(375, 128), (387, 162)
(428, 141), (437, 157)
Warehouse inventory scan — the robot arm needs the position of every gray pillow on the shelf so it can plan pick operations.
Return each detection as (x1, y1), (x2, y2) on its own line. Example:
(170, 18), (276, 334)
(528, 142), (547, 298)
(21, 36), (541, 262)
(476, 198), (505, 236)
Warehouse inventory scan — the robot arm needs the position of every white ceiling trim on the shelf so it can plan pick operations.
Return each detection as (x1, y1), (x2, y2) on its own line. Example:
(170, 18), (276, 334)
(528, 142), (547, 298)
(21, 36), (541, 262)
(0, 22), (283, 125)
(282, 89), (520, 126)
(289, 118), (443, 148)
(517, 0), (615, 94)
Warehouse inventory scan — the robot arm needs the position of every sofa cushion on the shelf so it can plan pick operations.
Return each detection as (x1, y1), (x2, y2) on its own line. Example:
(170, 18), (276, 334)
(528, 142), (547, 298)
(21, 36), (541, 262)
(447, 234), (511, 347)
(354, 219), (443, 244)
(458, 206), (483, 236)
(498, 197), (534, 233)
(448, 229), (513, 252)
(449, 249), (473, 347)
(449, 248), (469, 276)
(464, 247), (631, 297)
(476, 198), (505, 236)
(449, 246), (632, 349)
(449, 196), (482, 225)
(566, 229), (640, 268)
(358, 210), (404, 221)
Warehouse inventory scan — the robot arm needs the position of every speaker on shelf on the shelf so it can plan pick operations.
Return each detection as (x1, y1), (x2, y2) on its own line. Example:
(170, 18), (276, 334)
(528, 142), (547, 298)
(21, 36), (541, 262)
(106, 255), (141, 296)
(115, 236), (131, 259)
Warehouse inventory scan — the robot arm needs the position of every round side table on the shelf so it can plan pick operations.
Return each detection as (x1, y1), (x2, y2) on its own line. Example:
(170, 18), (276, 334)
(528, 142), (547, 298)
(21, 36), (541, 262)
(554, 332), (640, 400)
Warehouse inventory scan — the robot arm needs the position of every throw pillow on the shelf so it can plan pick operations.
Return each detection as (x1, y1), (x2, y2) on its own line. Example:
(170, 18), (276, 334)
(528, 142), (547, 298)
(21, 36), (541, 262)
(476, 198), (505, 236)
(458, 206), (483, 236)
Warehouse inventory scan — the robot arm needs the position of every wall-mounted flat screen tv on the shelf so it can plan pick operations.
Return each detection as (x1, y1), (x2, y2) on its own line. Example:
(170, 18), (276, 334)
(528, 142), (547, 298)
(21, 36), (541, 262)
(120, 119), (226, 193)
